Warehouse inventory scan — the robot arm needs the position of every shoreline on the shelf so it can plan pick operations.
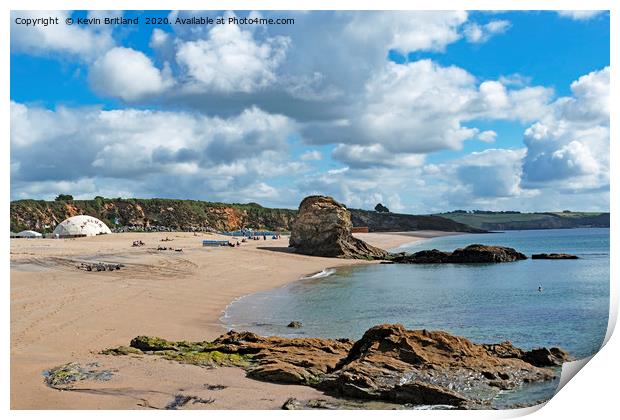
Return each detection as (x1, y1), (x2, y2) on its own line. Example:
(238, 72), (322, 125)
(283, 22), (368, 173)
(9, 229), (458, 409)
(217, 230), (462, 333)
(218, 230), (460, 332)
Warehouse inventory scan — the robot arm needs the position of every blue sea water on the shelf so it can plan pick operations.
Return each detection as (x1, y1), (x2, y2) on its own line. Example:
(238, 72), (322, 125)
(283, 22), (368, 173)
(223, 228), (610, 407)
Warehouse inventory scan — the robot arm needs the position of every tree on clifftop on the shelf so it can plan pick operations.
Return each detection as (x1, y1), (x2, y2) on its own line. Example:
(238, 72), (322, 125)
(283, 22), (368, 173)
(374, 203), (390, 213)
(54, 194), (73, 202)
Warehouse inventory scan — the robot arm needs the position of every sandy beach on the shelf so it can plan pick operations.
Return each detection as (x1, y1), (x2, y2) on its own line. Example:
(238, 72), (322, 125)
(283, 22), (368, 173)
(10, 230), (454, 409)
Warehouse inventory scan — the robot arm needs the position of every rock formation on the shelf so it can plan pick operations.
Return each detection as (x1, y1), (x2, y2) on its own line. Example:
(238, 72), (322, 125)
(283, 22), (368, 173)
(531, 253), (579, 260)
(316, 324), (565, 407)
(391, 244), (527, 264)
(103, 324), (569, 408)
(289, 196), (388, 259)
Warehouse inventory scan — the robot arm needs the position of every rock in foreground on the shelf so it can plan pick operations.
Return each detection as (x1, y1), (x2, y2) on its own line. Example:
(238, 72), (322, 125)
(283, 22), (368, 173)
(289, 195), (388, 259)
(316, 325), (565, 407)
(532, 253), (578, 260)
(391, 244), (527, 264)
(104, 324), (569, 409)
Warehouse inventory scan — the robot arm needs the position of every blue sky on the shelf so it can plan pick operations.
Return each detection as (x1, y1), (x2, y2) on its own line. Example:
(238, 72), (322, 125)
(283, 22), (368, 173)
(10, 10), (610, 213)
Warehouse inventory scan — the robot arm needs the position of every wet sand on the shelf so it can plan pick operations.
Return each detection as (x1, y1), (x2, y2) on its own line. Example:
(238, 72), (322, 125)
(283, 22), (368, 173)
(10, 230), (454, 409)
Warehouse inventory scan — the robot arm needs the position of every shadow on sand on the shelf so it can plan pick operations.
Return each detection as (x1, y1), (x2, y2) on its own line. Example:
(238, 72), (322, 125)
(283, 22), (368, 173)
(256, 246), (296, 254)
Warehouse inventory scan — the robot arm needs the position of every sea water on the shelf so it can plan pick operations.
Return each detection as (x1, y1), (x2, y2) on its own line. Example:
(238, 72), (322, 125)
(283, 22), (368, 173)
(223, 228), (610, 407)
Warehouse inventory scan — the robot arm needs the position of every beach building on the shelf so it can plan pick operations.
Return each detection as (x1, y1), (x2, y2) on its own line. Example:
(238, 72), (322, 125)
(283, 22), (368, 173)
(351, 226), (369, 233)
(202, 240), (231, 247)
(15, 230), (42, 238)
(52, 215), (112, 238)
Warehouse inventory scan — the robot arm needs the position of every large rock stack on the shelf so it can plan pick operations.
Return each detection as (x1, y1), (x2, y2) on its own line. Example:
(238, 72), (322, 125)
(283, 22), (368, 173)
(289, 196), (388, 259)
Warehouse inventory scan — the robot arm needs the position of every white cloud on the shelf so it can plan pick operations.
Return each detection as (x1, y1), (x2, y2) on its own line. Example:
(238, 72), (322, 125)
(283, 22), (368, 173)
(11, 102), (299, 202)
(78, 11), (472, 107)
(332, 143), (425, 169)
(11, 10), (114, 60)
(463, 20), (511, 43)
(557, 11), (605, 21)
(522, 67), (609, 190)
(149, 28), (170, 49)
(304, 59), (552, 163)
(498, 74), (532, 88)
(478, 130), (497, 143)
(300, 150), (322, 161)
(89, 47), (173, 101)
(343, 11), (468, 53)
(10, 12), (610, 213)
(453, 149), (526, 198)
(175, 22), (290, 93)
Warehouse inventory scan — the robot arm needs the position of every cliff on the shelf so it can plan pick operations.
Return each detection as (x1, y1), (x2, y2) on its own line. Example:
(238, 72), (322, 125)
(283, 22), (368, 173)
(10, 198), (483, 234)
(350, 209), (486, 233)
(9, 198), (296, 233)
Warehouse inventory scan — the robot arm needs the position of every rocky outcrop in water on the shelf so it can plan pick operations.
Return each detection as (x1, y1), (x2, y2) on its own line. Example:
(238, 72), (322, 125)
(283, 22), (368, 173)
(391, 244), (527, 264)
(103, 324), (569, 408)
(316, 324), (565, 407)
(289, 196), (388, 259)
(531, 253), (578, 260)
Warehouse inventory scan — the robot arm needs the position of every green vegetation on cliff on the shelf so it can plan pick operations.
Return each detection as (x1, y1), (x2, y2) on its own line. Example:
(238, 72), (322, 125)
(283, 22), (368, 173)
(437, 211), (609, 230)
(11, 197), (483, 234)
(15, 197), (604, 234)
(10, 197), (297, 233)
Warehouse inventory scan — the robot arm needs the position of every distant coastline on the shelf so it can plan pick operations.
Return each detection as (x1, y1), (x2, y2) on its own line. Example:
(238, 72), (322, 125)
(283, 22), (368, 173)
(11, 197), (607, 236)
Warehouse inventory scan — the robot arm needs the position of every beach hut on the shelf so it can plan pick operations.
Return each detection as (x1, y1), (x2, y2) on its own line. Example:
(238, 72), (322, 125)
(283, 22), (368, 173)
(53, 215), (112, 237)
(16, 230), (43, 238)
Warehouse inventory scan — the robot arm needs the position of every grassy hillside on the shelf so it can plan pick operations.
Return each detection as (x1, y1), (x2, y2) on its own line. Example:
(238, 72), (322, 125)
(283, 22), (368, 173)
(437, 211), (609, 230)
(350, 209), (485, 233)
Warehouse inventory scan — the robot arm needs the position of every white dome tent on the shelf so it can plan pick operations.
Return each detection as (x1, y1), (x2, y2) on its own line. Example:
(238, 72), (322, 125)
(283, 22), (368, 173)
(53, 215), (112, 238)
(16, 230), (42, 238)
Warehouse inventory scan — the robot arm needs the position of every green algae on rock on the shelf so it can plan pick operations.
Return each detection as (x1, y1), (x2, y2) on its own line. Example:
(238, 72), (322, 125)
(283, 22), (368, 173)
(130, 336), (179, 351)
(105, 336), (252, 368)
(101, 325), (569, 409)
(161, 349), (252, 367)
(43, 362), (113, 389)
(101, 345), (144, 356)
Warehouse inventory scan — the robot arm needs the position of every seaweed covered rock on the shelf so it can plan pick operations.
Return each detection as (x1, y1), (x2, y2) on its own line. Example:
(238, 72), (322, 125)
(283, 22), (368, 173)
(106, 324), (569, 408)
(109, 336), (252, 368)
(130, 336), (179, 351)
(289, 196), (388, 259)
(391, 244), (527, 264)
(44, 362), (113, 389)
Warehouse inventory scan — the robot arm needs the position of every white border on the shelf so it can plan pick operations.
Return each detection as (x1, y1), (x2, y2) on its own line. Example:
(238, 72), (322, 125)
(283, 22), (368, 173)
(3, 1), (617, 419)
